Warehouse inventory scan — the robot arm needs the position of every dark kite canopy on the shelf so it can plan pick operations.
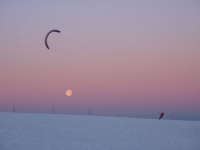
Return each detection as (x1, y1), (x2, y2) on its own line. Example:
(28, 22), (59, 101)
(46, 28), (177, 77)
(45, 29), (60, 49)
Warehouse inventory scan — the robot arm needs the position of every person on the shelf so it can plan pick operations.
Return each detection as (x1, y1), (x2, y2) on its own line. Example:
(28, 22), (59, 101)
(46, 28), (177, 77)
(159, 112), (164, 120)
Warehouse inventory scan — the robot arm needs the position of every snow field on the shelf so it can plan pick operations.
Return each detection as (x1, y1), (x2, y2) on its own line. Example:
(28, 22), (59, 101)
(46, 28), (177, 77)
(0, 112), (199, 150)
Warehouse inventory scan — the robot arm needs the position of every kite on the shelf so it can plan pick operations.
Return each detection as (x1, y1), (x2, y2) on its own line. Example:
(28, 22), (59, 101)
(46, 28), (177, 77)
(45, 29), (60, 49)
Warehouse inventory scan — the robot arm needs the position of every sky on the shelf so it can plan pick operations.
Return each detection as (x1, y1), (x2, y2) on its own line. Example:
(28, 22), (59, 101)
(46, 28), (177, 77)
(0, 0), (200, 120)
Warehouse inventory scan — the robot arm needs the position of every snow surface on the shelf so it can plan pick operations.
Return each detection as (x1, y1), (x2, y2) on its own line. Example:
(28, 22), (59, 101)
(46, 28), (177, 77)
(0, 112), (199, 150)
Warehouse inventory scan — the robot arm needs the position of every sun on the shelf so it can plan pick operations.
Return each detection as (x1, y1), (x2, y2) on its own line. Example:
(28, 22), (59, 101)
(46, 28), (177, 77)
(66, 90), (72, 96)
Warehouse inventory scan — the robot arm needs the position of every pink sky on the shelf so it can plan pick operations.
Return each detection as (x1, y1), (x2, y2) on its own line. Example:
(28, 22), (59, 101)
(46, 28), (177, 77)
(0, 1), (200, 120)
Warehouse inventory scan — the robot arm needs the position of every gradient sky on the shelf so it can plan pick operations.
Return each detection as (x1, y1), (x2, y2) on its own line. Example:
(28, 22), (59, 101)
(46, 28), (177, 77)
(0, 0), (200, 120)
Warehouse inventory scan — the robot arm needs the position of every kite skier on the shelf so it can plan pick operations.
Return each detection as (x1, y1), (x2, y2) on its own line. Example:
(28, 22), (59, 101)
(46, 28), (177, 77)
(159, 112), (164, 120)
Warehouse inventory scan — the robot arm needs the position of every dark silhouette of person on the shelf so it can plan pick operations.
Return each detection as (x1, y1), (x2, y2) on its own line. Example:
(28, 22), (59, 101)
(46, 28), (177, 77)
(159, 112), (164, 120)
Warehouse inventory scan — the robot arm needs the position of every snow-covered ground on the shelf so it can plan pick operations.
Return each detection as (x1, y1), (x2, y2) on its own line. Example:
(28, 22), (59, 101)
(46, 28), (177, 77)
(0, 112), (199, 150)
